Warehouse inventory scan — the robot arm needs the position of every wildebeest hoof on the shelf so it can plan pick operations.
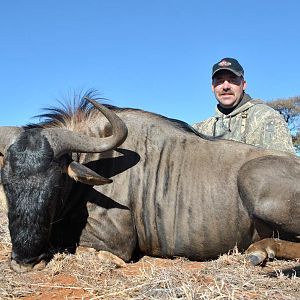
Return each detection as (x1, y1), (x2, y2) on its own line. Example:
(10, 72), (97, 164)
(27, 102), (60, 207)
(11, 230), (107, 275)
(10, 259), (46, 273)
(245, 238), (278, 266)
(97, 250), (127, 268)
(76, 246), (96, 254)
(247, 252), (267, 266)
(76, 247), (126, 268)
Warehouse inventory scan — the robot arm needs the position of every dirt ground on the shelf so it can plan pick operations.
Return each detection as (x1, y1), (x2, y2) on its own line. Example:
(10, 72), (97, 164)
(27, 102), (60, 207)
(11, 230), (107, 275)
(0, 209), (299, 299)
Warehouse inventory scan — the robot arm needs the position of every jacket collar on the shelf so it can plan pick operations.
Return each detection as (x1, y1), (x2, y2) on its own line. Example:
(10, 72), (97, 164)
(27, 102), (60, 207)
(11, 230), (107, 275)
(215, 93), (263, 117)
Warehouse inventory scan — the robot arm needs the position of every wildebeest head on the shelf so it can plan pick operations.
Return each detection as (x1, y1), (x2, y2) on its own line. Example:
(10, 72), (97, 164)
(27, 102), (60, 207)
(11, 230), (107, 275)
(0, 98), (128, 272)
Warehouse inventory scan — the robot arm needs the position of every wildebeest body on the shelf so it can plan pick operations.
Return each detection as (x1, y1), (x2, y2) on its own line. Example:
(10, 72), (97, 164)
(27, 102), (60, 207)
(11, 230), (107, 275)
(57, 108), (297, 260)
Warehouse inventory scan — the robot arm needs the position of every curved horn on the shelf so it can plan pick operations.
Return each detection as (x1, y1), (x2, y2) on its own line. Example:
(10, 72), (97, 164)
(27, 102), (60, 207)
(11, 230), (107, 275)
(0, 127), (24, 155)
(41, 98), (128, 157)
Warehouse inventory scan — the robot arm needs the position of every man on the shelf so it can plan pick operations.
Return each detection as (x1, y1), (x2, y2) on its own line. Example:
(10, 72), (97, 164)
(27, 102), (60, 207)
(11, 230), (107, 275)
(193, 57), (295, 154)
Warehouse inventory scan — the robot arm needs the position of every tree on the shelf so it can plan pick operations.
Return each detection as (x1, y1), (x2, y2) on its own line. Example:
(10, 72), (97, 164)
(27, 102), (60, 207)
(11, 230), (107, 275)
(267, 96), (300, 152)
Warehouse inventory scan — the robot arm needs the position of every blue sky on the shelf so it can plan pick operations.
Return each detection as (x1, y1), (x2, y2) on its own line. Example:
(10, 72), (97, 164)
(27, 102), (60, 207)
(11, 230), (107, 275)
(1, 1), (300, 126)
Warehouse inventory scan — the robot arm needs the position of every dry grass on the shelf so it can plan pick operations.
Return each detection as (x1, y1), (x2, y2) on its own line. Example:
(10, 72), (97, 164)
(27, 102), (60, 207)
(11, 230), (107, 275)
(0, 208), (299, 299)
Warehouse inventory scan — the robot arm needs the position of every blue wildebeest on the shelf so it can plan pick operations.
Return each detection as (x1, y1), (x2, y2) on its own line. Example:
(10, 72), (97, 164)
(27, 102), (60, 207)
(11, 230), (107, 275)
(0, 95), (299, 272)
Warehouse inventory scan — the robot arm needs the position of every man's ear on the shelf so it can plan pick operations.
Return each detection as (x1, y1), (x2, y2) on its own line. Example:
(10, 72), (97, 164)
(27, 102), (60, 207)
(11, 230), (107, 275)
(211, 83), (215, 93)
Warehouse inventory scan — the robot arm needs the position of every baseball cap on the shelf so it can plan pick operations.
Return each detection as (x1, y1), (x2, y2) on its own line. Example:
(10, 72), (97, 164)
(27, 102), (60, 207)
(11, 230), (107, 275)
(212, 58), (244, 78)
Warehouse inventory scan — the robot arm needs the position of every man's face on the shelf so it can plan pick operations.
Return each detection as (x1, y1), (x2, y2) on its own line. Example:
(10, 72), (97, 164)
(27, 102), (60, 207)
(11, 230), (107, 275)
(212, 70), (247, 108)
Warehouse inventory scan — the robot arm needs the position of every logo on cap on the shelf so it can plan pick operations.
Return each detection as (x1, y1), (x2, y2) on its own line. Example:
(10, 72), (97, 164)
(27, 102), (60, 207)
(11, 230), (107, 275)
(218, 60), (232, 67)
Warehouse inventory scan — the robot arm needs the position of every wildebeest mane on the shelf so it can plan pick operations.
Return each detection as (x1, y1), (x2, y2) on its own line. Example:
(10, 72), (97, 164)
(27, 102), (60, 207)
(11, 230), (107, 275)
(24, 90), (212, 140)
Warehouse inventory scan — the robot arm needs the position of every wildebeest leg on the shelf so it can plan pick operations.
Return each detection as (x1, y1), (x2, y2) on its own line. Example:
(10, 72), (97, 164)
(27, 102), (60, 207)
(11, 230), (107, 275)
(78, 193), (137, 262)
(238, 155), (300, 265)
(246, 238), (300, 265)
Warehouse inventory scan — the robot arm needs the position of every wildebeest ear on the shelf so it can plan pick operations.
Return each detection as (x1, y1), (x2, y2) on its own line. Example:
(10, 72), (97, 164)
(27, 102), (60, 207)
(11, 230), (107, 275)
(67, 161), (113, 186)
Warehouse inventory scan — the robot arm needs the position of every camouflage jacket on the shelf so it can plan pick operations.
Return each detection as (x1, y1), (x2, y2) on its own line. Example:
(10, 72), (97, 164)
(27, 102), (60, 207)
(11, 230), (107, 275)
(193, 96), (295, 154)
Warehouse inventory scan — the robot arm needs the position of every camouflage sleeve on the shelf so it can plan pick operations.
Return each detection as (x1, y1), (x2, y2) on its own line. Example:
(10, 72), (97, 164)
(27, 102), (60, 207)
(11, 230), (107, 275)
(247, 107), (295, 154)
(192, 118), (216, 136)
(192, 122), (203, 132)
(262, 117), (295, 154)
